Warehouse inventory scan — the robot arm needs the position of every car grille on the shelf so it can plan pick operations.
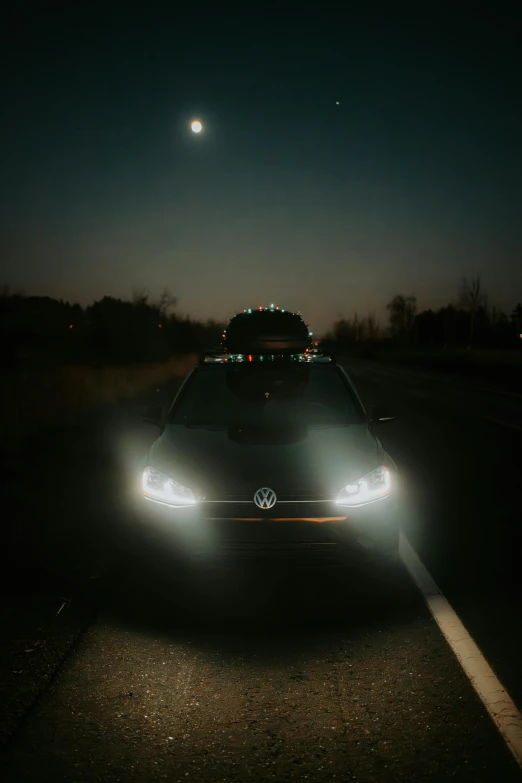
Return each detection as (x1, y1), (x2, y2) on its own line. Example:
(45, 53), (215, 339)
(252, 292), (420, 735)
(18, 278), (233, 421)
(188, 541), (352, 568)
(199, 499), (340, 520)
(200, 487), (334, 516)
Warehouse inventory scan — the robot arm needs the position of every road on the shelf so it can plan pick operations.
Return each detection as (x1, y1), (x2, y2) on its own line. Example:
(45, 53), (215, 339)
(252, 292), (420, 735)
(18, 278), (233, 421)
(2, 360), (522, 781)
(345, 360), (522, 711)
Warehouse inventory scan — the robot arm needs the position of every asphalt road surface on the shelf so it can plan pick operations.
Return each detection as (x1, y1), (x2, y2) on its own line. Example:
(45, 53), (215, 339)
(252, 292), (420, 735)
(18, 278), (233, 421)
(2, 360), (522, 782)
(345, 360), (522, 711)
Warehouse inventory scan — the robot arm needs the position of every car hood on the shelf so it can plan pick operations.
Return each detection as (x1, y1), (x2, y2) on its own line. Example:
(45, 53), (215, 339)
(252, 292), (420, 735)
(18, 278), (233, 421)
(148, 424), (383, 500)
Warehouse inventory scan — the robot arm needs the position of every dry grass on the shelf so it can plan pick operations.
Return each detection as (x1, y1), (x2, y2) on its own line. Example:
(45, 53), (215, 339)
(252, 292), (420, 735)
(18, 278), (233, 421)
(0, 354), (198, 447)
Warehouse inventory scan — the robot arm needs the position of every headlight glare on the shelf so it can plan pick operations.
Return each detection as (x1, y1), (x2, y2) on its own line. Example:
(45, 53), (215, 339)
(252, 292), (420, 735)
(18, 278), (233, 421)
(142, 466), (197, 507)
(336, 466), (391, 507)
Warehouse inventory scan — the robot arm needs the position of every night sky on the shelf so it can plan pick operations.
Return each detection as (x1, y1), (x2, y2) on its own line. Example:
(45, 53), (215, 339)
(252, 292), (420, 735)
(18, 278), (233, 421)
(1, 4), (521, 332)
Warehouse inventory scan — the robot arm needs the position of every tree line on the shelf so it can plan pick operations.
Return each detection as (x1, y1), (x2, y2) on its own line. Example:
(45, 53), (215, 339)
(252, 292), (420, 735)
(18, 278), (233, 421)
(0, 286), (224, 368)
(2, 277), (520, 368)
(324, 277), (522, 352)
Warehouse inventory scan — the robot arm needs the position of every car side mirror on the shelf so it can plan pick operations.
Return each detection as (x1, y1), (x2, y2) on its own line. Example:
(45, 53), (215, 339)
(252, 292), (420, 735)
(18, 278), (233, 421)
(371, 406), (396, 425)
(141, 406), (164, 430)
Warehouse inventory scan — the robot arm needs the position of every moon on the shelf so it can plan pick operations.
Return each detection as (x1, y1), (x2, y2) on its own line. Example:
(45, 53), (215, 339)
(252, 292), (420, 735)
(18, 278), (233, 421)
(191, 120), (202, 133)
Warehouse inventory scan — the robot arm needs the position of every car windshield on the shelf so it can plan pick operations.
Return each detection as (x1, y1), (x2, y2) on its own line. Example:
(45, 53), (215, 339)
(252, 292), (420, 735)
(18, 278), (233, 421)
(168, 364), (364, 428)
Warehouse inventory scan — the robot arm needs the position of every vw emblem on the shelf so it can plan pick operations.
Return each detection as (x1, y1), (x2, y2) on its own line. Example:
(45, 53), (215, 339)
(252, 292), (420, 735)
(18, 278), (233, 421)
(253, 487), (277, 510)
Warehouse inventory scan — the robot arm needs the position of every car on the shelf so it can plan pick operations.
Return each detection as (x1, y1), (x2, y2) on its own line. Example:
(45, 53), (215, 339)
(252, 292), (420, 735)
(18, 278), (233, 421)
(138, 308), (399, 568)
(221, 305), (311, 355)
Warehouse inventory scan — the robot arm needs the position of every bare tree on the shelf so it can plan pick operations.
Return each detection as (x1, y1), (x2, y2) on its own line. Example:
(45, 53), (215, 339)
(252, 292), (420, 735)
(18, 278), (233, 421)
(366, 311), (379, 340)
(333, 318), (355, 344)
(132, 287), (149, 306)
(459, 276), (483, 349)
(358, 316), (367, 343)
(386, 295), (417, 338)
(353, 312), (360, 342)
(158, 287), (177, 317)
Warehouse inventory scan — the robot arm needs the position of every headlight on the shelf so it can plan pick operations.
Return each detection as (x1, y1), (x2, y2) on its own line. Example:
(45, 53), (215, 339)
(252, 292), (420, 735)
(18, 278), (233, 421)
(335, 466), (391, 507)
(142, 466), (197, 507)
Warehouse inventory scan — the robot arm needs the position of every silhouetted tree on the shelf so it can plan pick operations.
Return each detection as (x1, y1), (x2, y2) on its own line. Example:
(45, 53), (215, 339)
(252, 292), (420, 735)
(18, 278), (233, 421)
(386, 295), (417, 339)
(132, 287), (149, 306)
(366, 312), (379, 340)
(158, 288), (177, 317)
(0, 288), (225, 365)
(459, 276), (484, 349)
(333, 318), (356, 345)
(413, 308), (438, 346)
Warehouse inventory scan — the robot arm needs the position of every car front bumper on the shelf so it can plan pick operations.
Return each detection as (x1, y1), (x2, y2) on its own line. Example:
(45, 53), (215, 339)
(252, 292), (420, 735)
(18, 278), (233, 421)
(137, 495), (400, 567)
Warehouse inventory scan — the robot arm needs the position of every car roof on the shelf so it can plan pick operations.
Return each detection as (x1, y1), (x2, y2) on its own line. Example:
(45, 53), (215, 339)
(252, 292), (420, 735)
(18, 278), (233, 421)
(222, 307), (311, 355)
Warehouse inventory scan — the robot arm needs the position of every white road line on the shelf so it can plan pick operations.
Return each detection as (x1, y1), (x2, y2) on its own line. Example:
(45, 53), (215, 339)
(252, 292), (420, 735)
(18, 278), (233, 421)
(399, 532), (522, 768)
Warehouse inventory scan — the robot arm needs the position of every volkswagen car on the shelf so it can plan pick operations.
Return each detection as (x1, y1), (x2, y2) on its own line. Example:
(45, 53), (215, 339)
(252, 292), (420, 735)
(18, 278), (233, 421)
(138, 308), (399, 567)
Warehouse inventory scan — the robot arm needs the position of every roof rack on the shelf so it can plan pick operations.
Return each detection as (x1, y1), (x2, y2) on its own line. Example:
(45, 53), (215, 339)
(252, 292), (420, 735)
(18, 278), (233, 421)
(197, 350), (335, 366)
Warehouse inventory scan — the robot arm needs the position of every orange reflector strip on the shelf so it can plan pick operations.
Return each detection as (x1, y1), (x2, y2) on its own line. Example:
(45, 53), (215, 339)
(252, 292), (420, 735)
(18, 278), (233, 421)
(229, 517), (346, 523)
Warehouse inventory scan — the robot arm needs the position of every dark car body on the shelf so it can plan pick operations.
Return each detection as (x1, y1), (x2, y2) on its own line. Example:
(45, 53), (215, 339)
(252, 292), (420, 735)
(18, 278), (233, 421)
(222, 307), (311, 355)
(138, 355), (399, 568)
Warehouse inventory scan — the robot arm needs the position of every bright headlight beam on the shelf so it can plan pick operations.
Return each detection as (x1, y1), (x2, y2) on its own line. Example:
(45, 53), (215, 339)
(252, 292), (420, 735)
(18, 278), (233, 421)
(335, 466), (391, 507)
(142, 466), (197, 507)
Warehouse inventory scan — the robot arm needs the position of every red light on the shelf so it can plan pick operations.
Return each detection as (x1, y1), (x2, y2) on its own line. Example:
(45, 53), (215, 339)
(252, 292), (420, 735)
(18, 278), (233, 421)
(68, 324), (73, 329)
(158, 324), (162, 329)
(248, 354), (253, 362)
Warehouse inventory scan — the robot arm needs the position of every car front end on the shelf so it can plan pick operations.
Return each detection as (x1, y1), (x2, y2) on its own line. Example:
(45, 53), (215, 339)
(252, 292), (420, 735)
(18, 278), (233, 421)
(138, 451), (400, 569)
